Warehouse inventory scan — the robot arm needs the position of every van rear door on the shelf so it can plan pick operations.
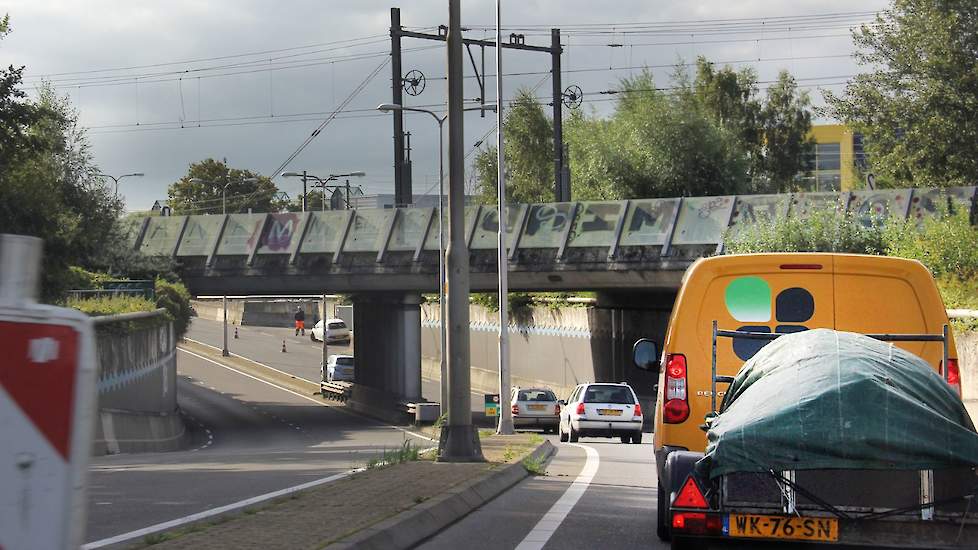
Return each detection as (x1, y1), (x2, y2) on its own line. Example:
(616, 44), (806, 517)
(832, 255), (949, 371)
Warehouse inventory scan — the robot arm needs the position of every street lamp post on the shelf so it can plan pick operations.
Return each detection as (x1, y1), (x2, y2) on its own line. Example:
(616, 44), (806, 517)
(188, 173), (259, 357)
(98, 172), (144, 198)
(494, 0), (514, 436)
(377, 102), (496, 409)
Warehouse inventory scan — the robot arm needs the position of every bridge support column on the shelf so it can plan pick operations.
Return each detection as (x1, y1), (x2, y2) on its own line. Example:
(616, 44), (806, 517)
(352, 293), (422, 403)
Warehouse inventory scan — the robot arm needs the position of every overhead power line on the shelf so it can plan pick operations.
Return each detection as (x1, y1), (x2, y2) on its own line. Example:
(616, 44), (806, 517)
(22, 30), (442, 81)
(267, 55), (391, 180)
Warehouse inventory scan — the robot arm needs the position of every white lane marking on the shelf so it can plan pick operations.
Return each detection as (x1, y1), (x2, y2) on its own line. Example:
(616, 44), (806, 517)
(177, 348), (435, 442)
(515, 443), (600, 550)
(82, 469), (359, 549)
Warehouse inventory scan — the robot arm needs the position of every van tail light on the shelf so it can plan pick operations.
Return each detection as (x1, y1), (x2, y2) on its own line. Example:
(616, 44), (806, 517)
(576, 402), (585, 415)
(634, 403), (642, 417)
(512, 404), (519, 416)
(663, 353), (689, 424)
(945, 359), (962, 397)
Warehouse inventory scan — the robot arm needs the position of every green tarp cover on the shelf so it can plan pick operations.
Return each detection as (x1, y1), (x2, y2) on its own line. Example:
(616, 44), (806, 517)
(700, 329), (978, 479)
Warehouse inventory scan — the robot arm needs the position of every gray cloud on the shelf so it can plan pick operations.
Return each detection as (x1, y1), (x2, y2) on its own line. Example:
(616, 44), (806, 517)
(4, 0), (888, 210)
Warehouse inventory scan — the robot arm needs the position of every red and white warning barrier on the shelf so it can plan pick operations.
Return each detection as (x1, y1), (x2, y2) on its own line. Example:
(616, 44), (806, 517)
(0, 235), (97, 550)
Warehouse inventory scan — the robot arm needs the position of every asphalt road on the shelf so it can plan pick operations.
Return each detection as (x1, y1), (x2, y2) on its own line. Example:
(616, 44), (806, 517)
(186, 318), (485, 411)
(418, 436), (839, 550)
(85, 346), (429, 544)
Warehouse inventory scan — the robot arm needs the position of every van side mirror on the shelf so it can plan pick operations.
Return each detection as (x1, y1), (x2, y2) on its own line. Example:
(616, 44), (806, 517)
(632, 338), (659, 372)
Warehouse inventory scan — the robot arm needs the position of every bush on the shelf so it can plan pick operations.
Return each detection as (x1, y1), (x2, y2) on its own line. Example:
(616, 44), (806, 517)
(67, 294), (156, 316)
(725, 208), (887, 255)
(884, 210), (978, 280)
(155, 278), (193, 338)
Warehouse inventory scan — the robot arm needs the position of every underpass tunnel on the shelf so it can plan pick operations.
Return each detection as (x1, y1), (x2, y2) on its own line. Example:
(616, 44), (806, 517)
(589, 291), (676, 424)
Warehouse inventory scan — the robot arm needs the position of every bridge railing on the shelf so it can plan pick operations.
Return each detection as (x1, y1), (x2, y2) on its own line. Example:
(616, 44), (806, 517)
(130, 187), (976, 264)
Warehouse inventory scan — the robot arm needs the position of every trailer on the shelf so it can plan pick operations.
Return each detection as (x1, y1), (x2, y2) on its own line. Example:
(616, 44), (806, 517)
(665, 327), (978, 549)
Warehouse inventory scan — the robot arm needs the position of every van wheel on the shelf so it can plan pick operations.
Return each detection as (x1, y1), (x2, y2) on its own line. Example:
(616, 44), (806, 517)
(657, 481), (671, 541)
(558, 423), (569, 442)
(631, 432), (643, 444)
(568, 426), (579, 443)
(310, 333), (317, 342)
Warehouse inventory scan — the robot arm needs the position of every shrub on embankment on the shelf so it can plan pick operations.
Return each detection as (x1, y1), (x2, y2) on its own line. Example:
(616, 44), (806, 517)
(724, 206), (978, 329)
(66, 276), (194, 338)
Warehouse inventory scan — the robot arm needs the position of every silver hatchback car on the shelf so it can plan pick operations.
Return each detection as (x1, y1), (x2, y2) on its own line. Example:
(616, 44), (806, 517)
(510, 387), (560, 433)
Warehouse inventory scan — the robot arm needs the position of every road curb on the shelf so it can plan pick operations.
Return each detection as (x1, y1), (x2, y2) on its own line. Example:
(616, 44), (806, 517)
(325, 440), (556, 550)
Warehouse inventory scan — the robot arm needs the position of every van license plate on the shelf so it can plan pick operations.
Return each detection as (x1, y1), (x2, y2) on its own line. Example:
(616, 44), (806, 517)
(728, 514), (837, 542)
(597, 409), (622, 416)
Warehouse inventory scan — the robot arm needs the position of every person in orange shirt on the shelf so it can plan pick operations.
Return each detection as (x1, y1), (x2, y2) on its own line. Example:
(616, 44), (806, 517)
(294, 306), (306, 336)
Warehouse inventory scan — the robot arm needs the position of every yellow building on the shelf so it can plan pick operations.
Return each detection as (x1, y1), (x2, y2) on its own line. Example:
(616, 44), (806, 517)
(801, 124), (864, 191)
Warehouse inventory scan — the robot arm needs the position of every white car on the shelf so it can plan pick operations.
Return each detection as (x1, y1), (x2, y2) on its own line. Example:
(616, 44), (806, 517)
(310, 318), (351, 344)
(558, 382), (643, 444)
(322, 354), (355, 382)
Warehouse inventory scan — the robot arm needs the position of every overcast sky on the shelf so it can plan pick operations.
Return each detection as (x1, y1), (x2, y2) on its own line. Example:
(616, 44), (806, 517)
(3, 0), (889, 211)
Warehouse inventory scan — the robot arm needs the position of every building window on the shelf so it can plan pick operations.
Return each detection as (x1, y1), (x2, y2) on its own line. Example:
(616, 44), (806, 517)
(815, 142), (841, 171)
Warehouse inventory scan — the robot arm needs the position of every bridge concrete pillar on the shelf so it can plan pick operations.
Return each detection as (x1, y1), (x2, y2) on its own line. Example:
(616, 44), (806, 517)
(352, 292), (422, 402)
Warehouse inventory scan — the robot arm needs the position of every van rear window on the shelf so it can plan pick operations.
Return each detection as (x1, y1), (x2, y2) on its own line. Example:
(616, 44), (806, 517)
(583, 386), (634, 404)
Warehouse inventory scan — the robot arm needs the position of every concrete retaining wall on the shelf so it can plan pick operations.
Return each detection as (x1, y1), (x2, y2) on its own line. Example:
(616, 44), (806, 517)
(192, 298), (336, 328)
(421, 301), (665, 405)
(92, 310), (186, 454)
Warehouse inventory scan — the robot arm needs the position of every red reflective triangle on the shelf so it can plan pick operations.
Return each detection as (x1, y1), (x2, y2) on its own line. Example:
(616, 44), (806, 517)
(673, 475), (708, 509)
(0, 321), (78, 460)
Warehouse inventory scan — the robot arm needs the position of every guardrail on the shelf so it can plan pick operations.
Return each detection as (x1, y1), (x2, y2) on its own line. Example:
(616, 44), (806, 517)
(318, 380), (353, 401)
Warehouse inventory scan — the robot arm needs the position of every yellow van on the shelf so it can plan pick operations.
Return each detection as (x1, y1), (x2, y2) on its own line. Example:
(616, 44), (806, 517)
(632, 253), (961, 541)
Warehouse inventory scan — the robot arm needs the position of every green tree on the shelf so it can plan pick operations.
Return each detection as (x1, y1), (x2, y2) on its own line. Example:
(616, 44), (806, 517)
(567, 70), (750, 199)
(758, 71), (814, 192)
(691, 58), (812, 192)
(167, 158), (280, 214)
(474, 89), (554, 204)
(824, 0), (978, 187)
(1, 14), (47, 176)
(0, 80), (124, 300)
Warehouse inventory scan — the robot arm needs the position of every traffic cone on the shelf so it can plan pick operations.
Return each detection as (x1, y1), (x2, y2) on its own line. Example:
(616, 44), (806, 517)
(234, 327), (239, 339)
(281, 339), (287, 353)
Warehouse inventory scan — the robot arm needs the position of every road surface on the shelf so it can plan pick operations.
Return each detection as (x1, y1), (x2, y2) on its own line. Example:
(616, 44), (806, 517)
(85, 344), (429, 544)
(186, 318), (484, 411)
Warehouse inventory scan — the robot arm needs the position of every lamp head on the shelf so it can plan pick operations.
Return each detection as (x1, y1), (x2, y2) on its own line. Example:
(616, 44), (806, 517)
(377, 103), (401, 112)
(281, 172), (301, 178)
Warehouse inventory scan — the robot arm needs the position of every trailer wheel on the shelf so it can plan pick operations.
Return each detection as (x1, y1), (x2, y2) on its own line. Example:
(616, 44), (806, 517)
(657, 481), (671, 541)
